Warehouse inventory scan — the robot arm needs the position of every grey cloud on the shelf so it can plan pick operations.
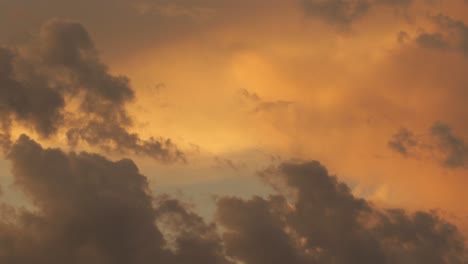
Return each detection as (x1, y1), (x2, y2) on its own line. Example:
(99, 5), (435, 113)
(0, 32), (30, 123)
(302, 0), (412, 28)
(0, 19), (184, 162)
(0, 47), (65, 137)
(214, 157), (242, 171)
(388, 128), (418, 156)
(302, 0), (371, 28)
(431, 122), (468, 168)
(0, 135), (228, 264)
(416, 33), (450, 50)
(216, 195), (307, 264)
(238, 88), (295, 114)
(216, 161), (467, 264)
(417, 14), (468, 56)
(0, 137), (466, 263)
(388, 123), (468, 169)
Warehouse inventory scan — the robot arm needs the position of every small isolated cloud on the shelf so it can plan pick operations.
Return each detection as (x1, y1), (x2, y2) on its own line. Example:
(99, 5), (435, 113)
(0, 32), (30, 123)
(388, 127), (418, 156)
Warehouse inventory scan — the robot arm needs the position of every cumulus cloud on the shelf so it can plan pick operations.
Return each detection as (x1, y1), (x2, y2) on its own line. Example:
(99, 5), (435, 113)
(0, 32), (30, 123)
(0, 136), (466, 263)
(0, 135), (227, 264)
(0, 19), (184, 162)
(0, 47), (65, 137)
(217, 161), (467, 264)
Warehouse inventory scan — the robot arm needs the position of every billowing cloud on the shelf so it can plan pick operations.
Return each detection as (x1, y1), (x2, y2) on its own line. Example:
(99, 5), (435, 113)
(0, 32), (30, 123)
(1, 137), (466, 263)
(0, 47), (65, 137)
(217, 161), (467, 264)
(0, 135), (227, 264)
(0, 19), (184, 162)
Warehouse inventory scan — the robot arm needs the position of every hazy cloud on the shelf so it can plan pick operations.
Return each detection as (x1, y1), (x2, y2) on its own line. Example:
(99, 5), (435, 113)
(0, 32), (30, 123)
(0, 136), (466, 263)
(388, 128), (418, 156)
(0, 19), (184, 162)
(431, 122), (468, 168)
(389, 123), (468, 169)
(302, 0), (412, 28)
(416, 14), (468, 56)
(0, 135), (228, 264)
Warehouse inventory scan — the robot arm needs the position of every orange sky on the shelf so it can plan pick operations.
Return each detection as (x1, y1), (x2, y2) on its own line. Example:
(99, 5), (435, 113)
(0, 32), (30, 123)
(2, 0), (468, 233)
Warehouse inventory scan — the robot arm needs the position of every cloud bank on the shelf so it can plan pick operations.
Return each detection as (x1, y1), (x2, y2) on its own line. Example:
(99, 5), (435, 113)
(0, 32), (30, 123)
(0, 136), (465, 264)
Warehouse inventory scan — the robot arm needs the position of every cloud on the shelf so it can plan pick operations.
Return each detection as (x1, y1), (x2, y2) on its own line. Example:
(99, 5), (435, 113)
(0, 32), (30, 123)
(416, 14), (468, 56)
(301, 0), (412, 28)
(0, 136), (466, 263)
(416, 33), (450, 50)
(388, 123), (468, 169)
(431, 122), (468, 168)
(388, 128), (418, 156)
(0, 19), (184, 162)
(216, 161), (467, 264)
(0, 135), (228, 264)
(0, 47), (65, 137)
(214, 156), (242, 171)
(238, 88), (295, 114)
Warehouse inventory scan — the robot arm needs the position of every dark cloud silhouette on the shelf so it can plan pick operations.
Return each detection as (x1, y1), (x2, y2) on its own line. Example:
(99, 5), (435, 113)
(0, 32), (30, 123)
(388, 128), (418, 156)
(216, 161), (467, 264)
(0, 47), (65, 137)
(431, 122), (468, 168)
(0, 19), (184, 162)
(0, 137), (466, 263)
(301, 0), (412, 28)
(0, 135), (227, 264)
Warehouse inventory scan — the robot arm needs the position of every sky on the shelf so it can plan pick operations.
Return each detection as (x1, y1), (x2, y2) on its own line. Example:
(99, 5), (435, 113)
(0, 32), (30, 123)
(1, 0), (468, 263)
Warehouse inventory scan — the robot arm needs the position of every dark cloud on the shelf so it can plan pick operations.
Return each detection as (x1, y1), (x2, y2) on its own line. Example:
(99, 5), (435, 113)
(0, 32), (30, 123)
(301, 0), (412, 28)
(388, 128), (418, 155)
(216, 161), (467, 264)
(416, 33), (450, 49)
(0, 135), (227, 264)
(431, 122), (468, 168)
(302, 0), (371, 28)
(416, 14), (468, 56)
(0, 137), (466, 263)
(0, 47), (65, 137)
(0, 19), (184, 162)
